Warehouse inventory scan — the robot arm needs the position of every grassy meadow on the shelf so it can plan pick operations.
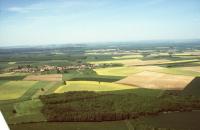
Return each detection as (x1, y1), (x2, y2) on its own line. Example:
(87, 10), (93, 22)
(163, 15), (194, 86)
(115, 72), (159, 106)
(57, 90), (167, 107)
(0, 81), (37, 100)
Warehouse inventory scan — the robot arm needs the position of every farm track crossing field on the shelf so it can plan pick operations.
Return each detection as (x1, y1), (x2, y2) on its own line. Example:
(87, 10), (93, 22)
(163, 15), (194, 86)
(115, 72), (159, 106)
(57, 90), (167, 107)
(117, 71), (194, 90)
(19, 81), (61, 100)
(0, 81), (37, 100)
(55, 81), (136, 93)
(24, 74), (63, 81)
(32, 81), (62, 98)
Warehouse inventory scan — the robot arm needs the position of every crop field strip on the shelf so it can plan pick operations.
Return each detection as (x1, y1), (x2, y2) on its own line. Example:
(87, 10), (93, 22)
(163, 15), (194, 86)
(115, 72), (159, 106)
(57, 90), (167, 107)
(55, 81), (136, 93)
(24, 74), (63, 81)
(116, 71), (194, 90)
(89, 58), (199, 66)
(0, 81), (61, 105)
(17, 81), (58, 100)
(94, 67), (142, 76)
(0, 81), (38, 100)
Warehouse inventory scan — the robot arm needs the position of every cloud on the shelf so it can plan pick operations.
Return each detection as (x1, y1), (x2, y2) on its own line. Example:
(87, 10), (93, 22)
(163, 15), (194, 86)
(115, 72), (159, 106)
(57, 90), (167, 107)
(7, 7), (29, 13)
(6, 0), (108, 14)
(7, 5), (44, 13)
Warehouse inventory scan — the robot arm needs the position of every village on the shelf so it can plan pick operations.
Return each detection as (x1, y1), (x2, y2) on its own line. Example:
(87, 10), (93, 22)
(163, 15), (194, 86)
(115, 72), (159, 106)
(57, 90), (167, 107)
(9, 63), (96, 73)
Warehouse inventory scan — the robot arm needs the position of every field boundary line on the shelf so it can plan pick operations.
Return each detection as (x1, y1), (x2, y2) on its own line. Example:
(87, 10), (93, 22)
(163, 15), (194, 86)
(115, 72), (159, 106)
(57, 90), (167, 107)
(125, 120), (135, 130)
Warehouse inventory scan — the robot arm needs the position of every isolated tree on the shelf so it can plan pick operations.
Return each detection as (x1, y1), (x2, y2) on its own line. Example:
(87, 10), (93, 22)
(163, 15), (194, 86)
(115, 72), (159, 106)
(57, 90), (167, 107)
(142, 52), (150, 57)
(41, 88), (45, 91)
(63, 81), (67, 85)
(12, 109), (17, 114)
(168, 46), (175, 57)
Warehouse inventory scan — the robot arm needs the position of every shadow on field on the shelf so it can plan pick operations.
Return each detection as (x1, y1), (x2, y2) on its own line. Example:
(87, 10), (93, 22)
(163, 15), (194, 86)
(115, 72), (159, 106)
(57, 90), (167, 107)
(182, 77), (200, 97)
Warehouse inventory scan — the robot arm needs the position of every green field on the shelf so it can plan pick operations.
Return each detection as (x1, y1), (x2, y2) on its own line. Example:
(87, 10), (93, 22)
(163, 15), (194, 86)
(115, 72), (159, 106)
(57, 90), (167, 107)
(55, 81), (136, 93)
(0, 73), (29, 80)
(18, 81), (62, 100)
(0, 81), (37, 100)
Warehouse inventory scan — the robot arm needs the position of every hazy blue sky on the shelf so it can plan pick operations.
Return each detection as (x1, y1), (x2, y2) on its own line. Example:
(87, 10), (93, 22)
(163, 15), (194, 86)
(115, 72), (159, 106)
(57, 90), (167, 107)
(0, 0), (200, 46)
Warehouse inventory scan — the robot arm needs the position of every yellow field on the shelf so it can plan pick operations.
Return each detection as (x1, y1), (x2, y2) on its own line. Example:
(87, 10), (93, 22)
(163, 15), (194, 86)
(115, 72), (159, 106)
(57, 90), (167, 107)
(112, 54), (143, 59)
(94, 65), (166, 76)
(90, 59), (172, 66)
(89, 56), (199, 67)
(0, 81), (38, 100)
(180, 66), (200, 73)
(89, 59), (140, 65)
(54, 81), (136, 93)
(24, 74), (62, 81)
(8, 62), (16, 65)
(116, 71), (194, 90)
(94, 67), (142, 76)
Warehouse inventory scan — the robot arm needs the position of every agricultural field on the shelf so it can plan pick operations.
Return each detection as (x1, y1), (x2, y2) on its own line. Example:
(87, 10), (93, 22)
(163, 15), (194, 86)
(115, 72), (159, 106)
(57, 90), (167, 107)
(24, 74), (63, 81)
(94, 66), (141, 76)
(89, 56), (200, 67)
(0, 81), (37, 100)
(0, 73), (29, 80)
(112, 54), (143, 59)
(0, 42), (200, 130)
(116, 71), (194, 90)
(55, 81), (136, 93)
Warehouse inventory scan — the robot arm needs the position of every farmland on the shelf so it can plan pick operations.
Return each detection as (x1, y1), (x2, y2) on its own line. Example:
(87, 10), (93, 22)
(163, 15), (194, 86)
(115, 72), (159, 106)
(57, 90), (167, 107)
(0, 42), (200, 130)
(0, 81), (37, 100)
(94, 66), (141, 76)
(24, 74), (63, 81)
(55, 81), (136, 93)
(116, 71), (194, 90)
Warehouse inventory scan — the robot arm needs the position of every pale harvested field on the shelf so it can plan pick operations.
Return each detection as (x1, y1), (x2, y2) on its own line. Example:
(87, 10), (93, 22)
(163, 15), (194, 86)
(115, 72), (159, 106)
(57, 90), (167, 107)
(180, 66), (200, 73)
(112, 54), (143, 59)
(116, 71), (194, 90)
(90, 59), (171, 66)
(24, 74), (62, 81)
(94, 66), (163, 76)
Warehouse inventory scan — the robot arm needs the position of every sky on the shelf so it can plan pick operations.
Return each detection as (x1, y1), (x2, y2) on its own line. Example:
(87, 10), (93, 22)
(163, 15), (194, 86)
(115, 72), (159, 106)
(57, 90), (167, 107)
(0, 0), (200, 46)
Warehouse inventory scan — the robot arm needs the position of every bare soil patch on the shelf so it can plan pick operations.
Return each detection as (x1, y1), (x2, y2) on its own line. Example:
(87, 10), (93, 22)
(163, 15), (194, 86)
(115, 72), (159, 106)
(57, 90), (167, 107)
(24, 74), (62, 81)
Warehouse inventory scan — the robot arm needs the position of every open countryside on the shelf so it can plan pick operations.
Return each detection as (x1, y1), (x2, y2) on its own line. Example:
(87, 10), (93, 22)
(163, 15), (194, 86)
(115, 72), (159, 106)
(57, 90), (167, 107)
(0, 0), (200, 130)
(0, 42), (200, 130)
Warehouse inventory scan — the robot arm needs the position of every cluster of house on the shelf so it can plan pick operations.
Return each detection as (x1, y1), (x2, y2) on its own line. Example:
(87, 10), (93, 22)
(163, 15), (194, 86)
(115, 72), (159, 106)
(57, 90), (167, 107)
(10, 64), (96, 73)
